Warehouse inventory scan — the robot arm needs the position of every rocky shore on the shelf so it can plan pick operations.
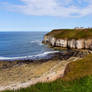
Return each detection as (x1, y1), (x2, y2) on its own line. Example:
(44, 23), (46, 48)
(0, 50), (91, 91)
(0, 50), (90, 70)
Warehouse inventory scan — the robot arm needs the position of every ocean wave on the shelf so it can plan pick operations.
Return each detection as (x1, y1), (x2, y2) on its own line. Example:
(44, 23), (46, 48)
(30, 40), (43, 46)
(0, 51), (59, 61)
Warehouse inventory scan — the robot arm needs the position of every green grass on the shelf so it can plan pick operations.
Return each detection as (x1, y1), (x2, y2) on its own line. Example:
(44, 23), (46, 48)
(46, 29), (92, 39)
(3, 76), (92, 92)
(3, 54), (92, 92)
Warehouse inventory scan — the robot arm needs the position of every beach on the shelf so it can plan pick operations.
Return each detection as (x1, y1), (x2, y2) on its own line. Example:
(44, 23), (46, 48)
(0, 50), (87, 91)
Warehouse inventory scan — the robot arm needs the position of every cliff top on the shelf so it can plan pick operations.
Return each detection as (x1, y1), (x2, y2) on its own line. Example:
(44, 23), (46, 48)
(46, 28), (92, 39)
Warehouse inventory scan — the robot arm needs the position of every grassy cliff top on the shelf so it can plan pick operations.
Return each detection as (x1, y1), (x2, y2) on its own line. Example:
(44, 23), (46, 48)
(46, 28), (92, 39)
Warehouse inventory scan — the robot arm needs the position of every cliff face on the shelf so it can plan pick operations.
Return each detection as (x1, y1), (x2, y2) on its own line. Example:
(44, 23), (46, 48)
(43, 35), (92, 50)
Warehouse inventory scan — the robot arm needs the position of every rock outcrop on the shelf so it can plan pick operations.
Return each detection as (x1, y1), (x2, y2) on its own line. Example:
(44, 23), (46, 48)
(43, 35), (92, 50)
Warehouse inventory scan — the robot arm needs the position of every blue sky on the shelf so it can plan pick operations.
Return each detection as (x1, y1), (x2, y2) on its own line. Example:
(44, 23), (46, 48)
(0, 0), (92, 31)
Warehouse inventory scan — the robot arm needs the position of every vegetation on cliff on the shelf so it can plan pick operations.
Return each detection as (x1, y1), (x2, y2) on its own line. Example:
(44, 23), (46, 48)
(46, 28), (92, 39)
(3, 54), (92, 92)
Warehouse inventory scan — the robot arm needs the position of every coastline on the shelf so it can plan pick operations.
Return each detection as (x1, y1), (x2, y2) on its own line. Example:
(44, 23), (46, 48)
(0, 51), (59, 61)
(0, 50), (89, 91)
(0, 57), (80, 91)
(1, 29), (92, 91)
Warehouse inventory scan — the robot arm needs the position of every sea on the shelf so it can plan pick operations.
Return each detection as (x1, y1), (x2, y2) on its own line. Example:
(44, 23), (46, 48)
(0, 31), (59, 61)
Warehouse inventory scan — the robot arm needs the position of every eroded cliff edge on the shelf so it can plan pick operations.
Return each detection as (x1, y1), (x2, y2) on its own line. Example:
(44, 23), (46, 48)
(43, 29), (92, 50)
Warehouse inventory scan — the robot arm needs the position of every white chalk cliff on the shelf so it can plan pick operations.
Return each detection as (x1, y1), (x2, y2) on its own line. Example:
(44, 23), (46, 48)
(43, 35), (92, 50)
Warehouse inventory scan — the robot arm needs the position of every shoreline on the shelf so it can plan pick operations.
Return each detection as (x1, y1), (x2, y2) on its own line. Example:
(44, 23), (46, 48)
(0, 51), (59, 61)
(0, 49), (89, 61)
(0, 50), (76, 69)
(0, 50), (89, 91)
(0, 57), (80, 91)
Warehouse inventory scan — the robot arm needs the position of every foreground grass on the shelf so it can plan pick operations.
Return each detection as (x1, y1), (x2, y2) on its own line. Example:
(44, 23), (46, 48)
(3, 54), (92, 92)
(3, 76), (92, 92)
(46, 29), (92, 39)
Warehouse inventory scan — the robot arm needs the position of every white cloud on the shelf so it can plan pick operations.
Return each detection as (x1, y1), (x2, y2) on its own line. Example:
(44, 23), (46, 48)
(1, 0), (92, 17)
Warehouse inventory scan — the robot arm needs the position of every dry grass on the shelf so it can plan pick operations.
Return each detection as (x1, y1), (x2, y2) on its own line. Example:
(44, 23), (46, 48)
(63, 54), (92, 81)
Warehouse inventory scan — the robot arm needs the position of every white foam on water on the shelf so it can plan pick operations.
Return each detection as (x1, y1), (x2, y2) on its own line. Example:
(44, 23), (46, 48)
(30, 40), (43, 46)
(0, 51), (59, 60)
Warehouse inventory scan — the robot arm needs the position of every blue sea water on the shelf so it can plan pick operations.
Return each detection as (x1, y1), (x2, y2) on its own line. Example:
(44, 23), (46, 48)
(0, 32), (57, 60)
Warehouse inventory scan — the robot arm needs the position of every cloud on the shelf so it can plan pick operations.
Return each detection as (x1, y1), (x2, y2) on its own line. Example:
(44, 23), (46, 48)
(1, 0), (92, 17)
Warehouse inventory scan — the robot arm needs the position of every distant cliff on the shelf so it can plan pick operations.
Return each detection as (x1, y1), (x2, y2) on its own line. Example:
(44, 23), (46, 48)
(43, 29), (92, 50)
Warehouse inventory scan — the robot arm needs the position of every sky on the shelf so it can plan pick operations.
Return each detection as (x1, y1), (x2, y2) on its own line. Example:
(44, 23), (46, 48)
(0, 0), (92, 32)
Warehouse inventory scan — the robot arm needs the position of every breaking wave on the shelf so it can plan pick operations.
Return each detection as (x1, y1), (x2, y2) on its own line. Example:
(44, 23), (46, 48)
(30, 40), (43, 46)
(0, 51), (59, 61)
